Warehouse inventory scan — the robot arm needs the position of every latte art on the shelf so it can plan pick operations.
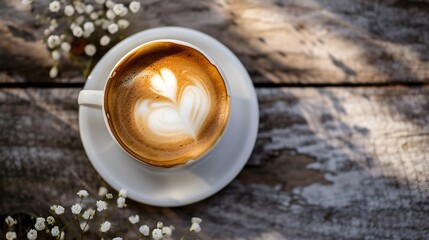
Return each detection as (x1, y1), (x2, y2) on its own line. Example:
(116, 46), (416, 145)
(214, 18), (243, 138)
(105, 41), (230, 167)
(134, 68), (211, 140)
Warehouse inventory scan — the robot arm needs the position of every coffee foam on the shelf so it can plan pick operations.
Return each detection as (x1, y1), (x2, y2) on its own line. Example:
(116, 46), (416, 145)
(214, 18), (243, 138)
(105, 42), (229, 167)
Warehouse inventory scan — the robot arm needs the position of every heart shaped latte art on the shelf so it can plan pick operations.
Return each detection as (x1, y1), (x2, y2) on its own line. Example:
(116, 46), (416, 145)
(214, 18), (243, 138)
(134, 68), (211, 140)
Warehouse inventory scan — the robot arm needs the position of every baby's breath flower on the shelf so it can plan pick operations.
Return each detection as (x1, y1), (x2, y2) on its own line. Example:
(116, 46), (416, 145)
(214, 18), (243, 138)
(84, 44), (97, 56)
(108, 22), (119, 34)
(191, 217), (202, 224)
(71, 204), (82, 214)
(90, 12), (99, 20)
(139, 225), (149, 236)
(51, 226), (59, 237)
(51, 50), (60, 60)
(70, 22), (78, 30)
(80, 222), (89, 232)
(47, 35), (61, 49)
(117, 19), (129, 29)
(105, 0), (114, 8)
(157, 221), (163, 229)
(98, 187), (108, 197)
(49, 66), (58, 78)
(85, 4), (94, 14)
(51, 205), (65, 215)
(64, 5), (74, 16)
(82, 208), (95, 220)
(77, 190), (89, 198)
(72, 26), (83, 38)
(100, 221), (111, 232)
(102, 20), (112, 30)
(95, 19), (103, 26)
(162, 226), (172, 236)
(46, 216), (55, 225)
(100, 35), (110, 46)
(129, 1), (141, 13)
(75, 15), (85, 25)
(112, 238), (122, 240)
(118, 7), (128, 17)
(152, 228), (163, 240)
(34, 217), (46, 231)
(128, 215), (139, 224)
(106, 193), (113, 199)
(119, 189), (127, 198)
(106, 9), (115, 20)
(49, 1), (61, 12)
(83, 22), (95, 33)
(61, 42), (71, 52)
(60, 231), (65, 240)
(112, 3), (125, 15)
(6, 231), (17, 240)
(74, 2), (85, 14)
(117, 197), (126, 208)
(96, 200), (107, 212)
(27, 229), (37, 240)
(95, 0), (105, 5)
(190, 222), (201, 233)
(5, 216), (17, 227)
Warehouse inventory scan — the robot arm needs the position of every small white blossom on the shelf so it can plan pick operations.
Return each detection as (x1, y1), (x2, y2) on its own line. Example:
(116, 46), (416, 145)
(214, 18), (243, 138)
(190, 222), (201, 233)
(95, 0), (105, 5)
(27, 229), (37, 240)
(117, 19), (129, 29)
(83, 22), (95, 33)
(77, 190), (89, 198)
(70, 22), (78, 30)
(128, 215), (139, 224)
(162, 226), (172, 236)
(85, 4), (94, 14)
(71, 204), (82, 214)
(60, 231), (65, 240)
(100, 221), (111, 232)
(49, 66), (58, 78)
(98, 187), (108, 197)
(106, 193), (113, 199)
(46, 216), (55, 225)
(74, 2), (85, 14)
(129, 1), (141, 13)
(55, 205), (65, 215)
(72, 26), (83, 38)
(119, 189), (127, 198)
(61, 42), (71, 52)
(80, 222), (89, 232)
(139, 225), (149, 236)
(47, 35), (60, 49)
(95, 19), (103, 26)
(96, 200), (107, 212)
(64, 5), (74, 16)
(157, 221), (163, 229)
(113, 4), (125, 15)
(112, 238), (122, 240)
(118, 7), (128, 17)
(6, 232), (17, 240)
(34, 217), (46, 231)
(44, 29), (51, 36)
(49, 1), (60, 12)
(152, 228), (163, 240)
(108, 23), (119, 34)
(117, 197), (126, 208)
(5, 216), (17, 227)
(102, 20), (112, 30)
(51, 226), (59, 237)
(84, 44), (97, 56)
(90, 12), (99, 20)
(21, 0), (33, 5)
(191, 217), (202, 224)
(75, 15), (85, 25)
(51, 50), (60, 60)
(106, 9), (115, 20)
(100, 35), (111, 46)
(82, 208), (95, 220)
(105, 0), (114, 8)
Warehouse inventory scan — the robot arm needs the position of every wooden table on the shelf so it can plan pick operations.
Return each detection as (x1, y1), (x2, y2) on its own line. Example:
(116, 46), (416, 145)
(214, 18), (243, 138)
(1, 0), (429, 239)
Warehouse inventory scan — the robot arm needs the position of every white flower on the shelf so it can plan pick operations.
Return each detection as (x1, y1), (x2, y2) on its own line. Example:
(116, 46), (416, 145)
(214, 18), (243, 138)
(157, 221), (163, 229)
(64, 5), (74, 16)
(98, 187), (108, 197)
(105, 0), (114, 8)
(27, 229), (37, 240)
(80, 222), (89, 232)
(162, 226), (172, 236)
(117, 197), (126, 208)
(100, 221), (111, 232)
(50, 204), (65, 215)
(5, 216), (17, 227)
(113, 4), (125, 15)
(112, 238), (122, 240)
(21, 0), (33, 6)
(152, 228), (163, 240)
(119, 189), (127, 198)
(75, 15), (85, 25)
(106, 193), (113, 199)
(82, 208), (95, 220)
(34, 217), (46, 231)
(129, 1), (141, 13)
(100, 35), (111, 46)
(51, 226), (59, 237)
(191, 217), (202, 224)
(90, 12), (99, 20)
(47, 35), (60, 49)
(49, 66), (58, 78)
(83, 22), (95, 33)
(128, 215), (139, 224)
(95, 19), (103, 26)
(84, 44), (97, 56)
(60, 231), (65, 240)
(71, 204), (82, 214)
(51, 50), (60, 60)
(44, 29), (51, 36)
(118, 7), (128, 17)
(6, 232), (17, 240)
(49, 1), (60, 12)
(96, 200), (107, 212)
(106, 9), (115, 20)
(117, 19), (129, 29)
(190, 222), (201, 233)
(46, 216), (55, 225)
(72, 26), (83, 38)
(95, 0), (105, 5)
(108, 23), (119, 34)
(61, 42), (71, 52)
(85, 4), (94, 14)
(74, 2), (85, 14)
(139, 225), (149, 236)
(77, 190), (89, 198)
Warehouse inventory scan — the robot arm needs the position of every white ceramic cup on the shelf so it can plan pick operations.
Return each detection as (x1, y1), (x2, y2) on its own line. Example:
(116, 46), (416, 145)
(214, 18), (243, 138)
(78, 39), (231, 169)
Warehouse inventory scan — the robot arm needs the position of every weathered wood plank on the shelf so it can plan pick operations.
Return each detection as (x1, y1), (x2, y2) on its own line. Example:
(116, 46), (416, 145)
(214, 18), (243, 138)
(1, 87), (428, 239)
(1, 0), (429, 84)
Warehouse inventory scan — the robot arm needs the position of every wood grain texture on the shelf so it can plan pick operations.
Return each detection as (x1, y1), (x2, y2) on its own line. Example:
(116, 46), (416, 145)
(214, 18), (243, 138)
(1, 87), (428, 239)
(1, 0), (429, 84)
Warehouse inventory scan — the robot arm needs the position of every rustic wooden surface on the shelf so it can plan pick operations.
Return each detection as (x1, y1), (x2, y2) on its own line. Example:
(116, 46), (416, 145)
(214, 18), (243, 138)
(1, 0), (429, 239)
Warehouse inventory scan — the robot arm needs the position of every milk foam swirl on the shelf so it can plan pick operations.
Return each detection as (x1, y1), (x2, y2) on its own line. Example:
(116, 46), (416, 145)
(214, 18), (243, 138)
(134, 68), (211, 140)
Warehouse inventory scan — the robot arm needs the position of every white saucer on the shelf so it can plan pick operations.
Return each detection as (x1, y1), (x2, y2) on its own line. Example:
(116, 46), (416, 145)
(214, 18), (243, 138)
(79, 27), (259, 207)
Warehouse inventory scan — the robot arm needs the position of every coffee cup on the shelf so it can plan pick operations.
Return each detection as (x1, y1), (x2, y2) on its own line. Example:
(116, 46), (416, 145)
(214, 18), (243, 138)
(78, 39), (231, 168)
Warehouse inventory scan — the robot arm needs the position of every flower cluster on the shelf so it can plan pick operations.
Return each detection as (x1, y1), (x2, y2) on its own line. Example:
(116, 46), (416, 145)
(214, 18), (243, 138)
(3, 188), (202, 239)
(22, 0), (141, 78)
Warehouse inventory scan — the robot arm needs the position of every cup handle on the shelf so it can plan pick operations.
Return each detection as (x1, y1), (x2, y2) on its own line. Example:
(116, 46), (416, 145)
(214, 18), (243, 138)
(78, 90), (104, 107)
